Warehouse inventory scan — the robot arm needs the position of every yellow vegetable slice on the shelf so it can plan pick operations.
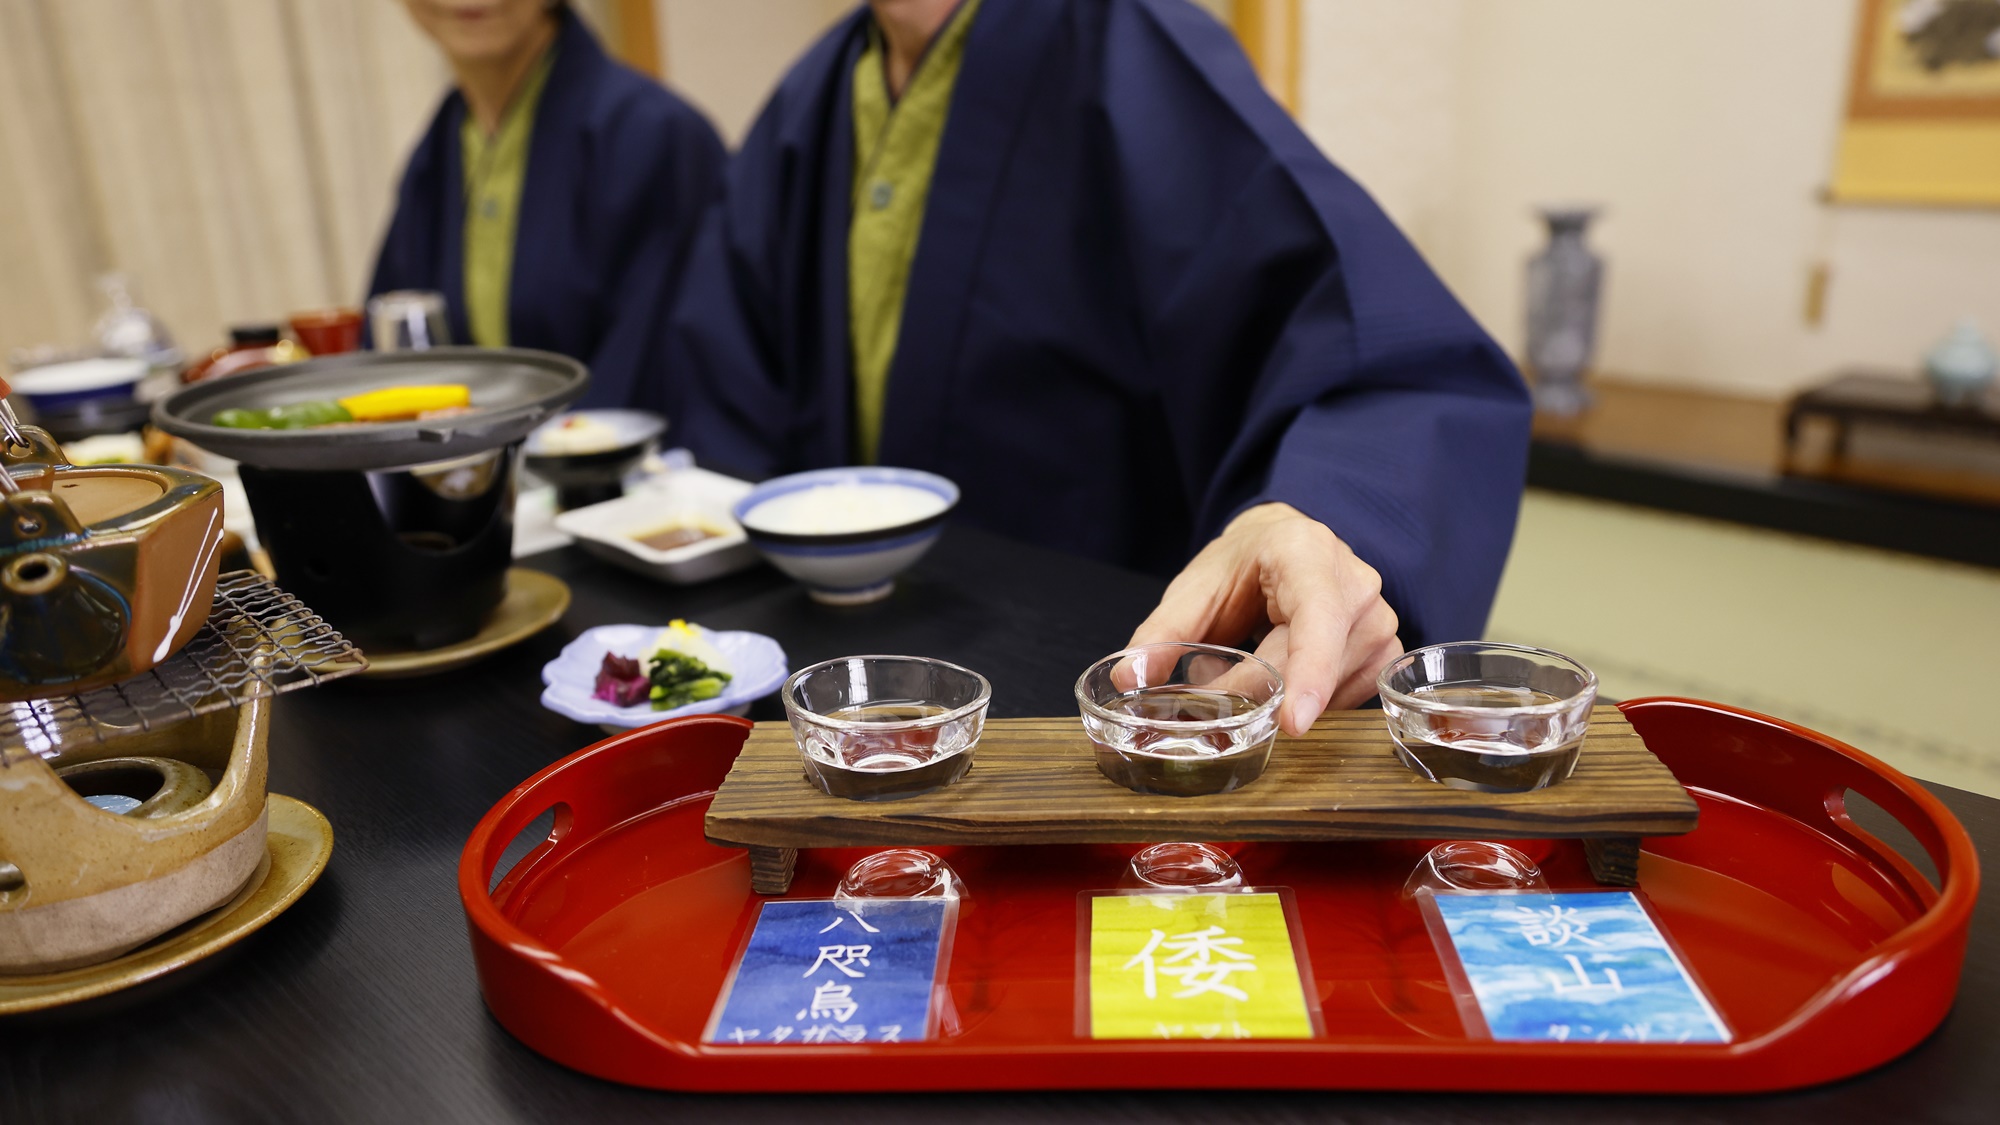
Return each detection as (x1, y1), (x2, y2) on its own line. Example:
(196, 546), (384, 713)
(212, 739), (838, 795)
(336, 384), (471, 422)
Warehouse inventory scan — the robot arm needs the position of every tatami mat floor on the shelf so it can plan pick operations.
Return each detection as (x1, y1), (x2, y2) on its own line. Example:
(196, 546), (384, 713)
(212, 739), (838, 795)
(1487, 489), (2000, 798)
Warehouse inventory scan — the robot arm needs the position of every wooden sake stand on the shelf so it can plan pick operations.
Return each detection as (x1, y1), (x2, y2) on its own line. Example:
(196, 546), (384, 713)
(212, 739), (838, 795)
(705, 706), (1698, 893)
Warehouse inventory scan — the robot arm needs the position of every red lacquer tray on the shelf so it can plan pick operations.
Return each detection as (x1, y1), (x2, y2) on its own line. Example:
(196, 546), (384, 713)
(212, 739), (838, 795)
(457, 698), (1979, 1093)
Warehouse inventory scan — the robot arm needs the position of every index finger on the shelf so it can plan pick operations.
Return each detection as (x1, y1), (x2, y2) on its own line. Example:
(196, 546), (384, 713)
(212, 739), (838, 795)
(1127, 561), (1237, 650)
(1269, 585), (1352, 736)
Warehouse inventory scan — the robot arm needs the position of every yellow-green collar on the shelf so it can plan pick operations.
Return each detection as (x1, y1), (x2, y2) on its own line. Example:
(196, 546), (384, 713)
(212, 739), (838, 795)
(460, 48), (555, 349)
(847, 0), (983, 465)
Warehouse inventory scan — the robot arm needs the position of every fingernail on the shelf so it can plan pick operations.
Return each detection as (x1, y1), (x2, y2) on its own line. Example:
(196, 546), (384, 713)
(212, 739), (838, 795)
(1292, 692), (1322, 733)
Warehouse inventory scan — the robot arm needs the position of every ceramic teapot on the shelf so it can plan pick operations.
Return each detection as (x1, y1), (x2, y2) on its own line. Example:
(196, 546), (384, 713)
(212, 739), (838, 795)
(1, 423), (224, 701)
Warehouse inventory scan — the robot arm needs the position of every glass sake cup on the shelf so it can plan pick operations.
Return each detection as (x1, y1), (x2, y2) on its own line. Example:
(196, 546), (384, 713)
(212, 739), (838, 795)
(836, 849), (964, 902)
(1076, 643), (1284, 797)
(1401, 841), (1549, 901)
(784, 655), (991, 800)
(1376, 642), (1598, 793)
(1121, 842), (1245, 890)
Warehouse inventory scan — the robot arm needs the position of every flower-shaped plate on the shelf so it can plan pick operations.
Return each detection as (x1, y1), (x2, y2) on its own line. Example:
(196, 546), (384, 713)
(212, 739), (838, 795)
(540, 624), (787, 732)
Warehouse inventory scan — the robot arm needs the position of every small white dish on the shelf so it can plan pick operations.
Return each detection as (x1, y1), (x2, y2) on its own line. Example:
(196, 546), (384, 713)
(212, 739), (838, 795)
(554, 466), (759, 585)
(61, 432), (149, 466)
(523, 408), (665, 458)
(524, 409), (668, 511)
(540, 623), (788, 732)
(512, 484), (570, 558)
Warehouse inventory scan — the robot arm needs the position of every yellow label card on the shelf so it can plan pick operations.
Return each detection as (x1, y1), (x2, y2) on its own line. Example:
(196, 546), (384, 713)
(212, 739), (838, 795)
(1087, 892), (1314, 1040)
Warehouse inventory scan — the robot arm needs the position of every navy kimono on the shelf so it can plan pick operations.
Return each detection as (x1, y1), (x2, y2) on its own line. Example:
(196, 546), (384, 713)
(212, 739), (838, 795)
(669, 0), (1532, 646)
(369, 9), (724, 411)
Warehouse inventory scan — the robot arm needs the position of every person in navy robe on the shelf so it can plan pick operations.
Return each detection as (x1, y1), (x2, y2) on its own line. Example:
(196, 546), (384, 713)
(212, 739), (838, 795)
(370, 0), (724, 411)
(668, 0), (1533, 727)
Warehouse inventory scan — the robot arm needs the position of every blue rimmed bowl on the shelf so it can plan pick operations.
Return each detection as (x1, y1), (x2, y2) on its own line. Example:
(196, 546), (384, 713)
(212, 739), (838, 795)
(731, 467), (958, 605)
(12, 358), (147, 415)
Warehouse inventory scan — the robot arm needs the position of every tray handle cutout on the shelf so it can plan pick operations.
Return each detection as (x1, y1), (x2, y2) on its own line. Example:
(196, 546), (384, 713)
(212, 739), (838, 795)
(1827, 788), (1942, 913)
(458, 715), (757, 1082)
(1620, 698), (1976, 951)
(486, 803), (571, 913)
(468, 715), (755, 905)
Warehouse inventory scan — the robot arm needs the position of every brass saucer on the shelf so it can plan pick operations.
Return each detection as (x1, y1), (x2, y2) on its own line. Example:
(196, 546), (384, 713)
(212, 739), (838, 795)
(0, 793), (333, 1014)
(357, 568), (570, 679)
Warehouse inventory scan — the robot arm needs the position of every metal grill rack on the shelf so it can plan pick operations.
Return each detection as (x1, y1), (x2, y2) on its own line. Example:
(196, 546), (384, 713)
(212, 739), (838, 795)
(1, 570), (367, 763)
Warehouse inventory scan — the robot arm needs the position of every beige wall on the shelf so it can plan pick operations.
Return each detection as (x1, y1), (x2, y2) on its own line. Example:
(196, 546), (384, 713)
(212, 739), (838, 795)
(9, 0), (1997, 399)
(1297, 1), (1464, 256)
(0, 0), (446, 366)
(0, 0), (833, 368)
(1299, 0), (2000, 398)
(658, 0), (853, 145)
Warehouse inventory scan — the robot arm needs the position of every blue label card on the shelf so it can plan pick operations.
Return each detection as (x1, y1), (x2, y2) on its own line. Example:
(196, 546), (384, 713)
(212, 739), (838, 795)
(706, 898), (950, 1045)
(1430, 891), (1730, 1044)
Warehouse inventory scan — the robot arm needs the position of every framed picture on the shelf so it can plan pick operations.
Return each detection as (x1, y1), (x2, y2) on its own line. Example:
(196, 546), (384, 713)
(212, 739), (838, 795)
(1831, 0), (2000, 205)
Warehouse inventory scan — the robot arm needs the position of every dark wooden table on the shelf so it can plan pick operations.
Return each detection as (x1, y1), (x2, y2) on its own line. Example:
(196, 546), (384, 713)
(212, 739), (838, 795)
(1784, 371), (2000, 463)
(3, 526), (1995, 1123)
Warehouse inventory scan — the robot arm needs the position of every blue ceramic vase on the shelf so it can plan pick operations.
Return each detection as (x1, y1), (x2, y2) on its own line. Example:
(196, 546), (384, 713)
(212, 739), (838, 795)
(1525, 207), (1604, 416)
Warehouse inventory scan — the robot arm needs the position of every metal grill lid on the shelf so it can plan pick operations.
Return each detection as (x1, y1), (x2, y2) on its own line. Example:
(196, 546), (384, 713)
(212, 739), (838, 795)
(151, 348), (589, 471)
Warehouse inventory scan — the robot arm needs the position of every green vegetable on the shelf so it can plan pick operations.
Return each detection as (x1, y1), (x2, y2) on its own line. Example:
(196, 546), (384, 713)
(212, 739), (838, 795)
(646, 649), (732, 710)
(211, 408), (263, 429)
(209, 401), (354, 429)
(268, 401), (352, 429)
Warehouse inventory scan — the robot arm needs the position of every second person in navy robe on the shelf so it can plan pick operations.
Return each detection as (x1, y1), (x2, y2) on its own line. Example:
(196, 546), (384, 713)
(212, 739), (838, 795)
(371, 1), (724, 412)
(668, 0), (1533, 725)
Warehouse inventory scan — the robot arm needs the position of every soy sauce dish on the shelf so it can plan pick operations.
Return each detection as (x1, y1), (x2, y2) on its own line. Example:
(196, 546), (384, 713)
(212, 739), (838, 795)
(732, 467), (958, 605)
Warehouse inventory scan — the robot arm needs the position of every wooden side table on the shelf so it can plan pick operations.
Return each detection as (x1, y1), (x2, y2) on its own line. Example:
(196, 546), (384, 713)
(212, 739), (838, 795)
(1784, 371), (2000, 466)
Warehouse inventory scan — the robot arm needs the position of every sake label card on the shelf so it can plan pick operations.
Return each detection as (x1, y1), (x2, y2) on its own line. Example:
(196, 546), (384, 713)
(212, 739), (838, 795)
(1428, 890), (1731, 1044)
(1081, 890), (1317, 1041)
(705, 898), (952, 1046)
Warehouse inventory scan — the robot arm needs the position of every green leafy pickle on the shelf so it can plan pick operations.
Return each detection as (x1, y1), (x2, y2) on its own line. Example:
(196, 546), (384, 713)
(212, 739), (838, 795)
(646, 648), (733, 710)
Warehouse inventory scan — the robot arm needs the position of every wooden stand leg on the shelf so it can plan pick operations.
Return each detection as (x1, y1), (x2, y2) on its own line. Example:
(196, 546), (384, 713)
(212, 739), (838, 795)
(748, 846), (798, 895)
(1584, 837), (1641, 886)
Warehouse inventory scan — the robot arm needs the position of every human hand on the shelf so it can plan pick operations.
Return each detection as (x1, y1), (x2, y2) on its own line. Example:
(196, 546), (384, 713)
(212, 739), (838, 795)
(1128, 502), (1402, 735)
